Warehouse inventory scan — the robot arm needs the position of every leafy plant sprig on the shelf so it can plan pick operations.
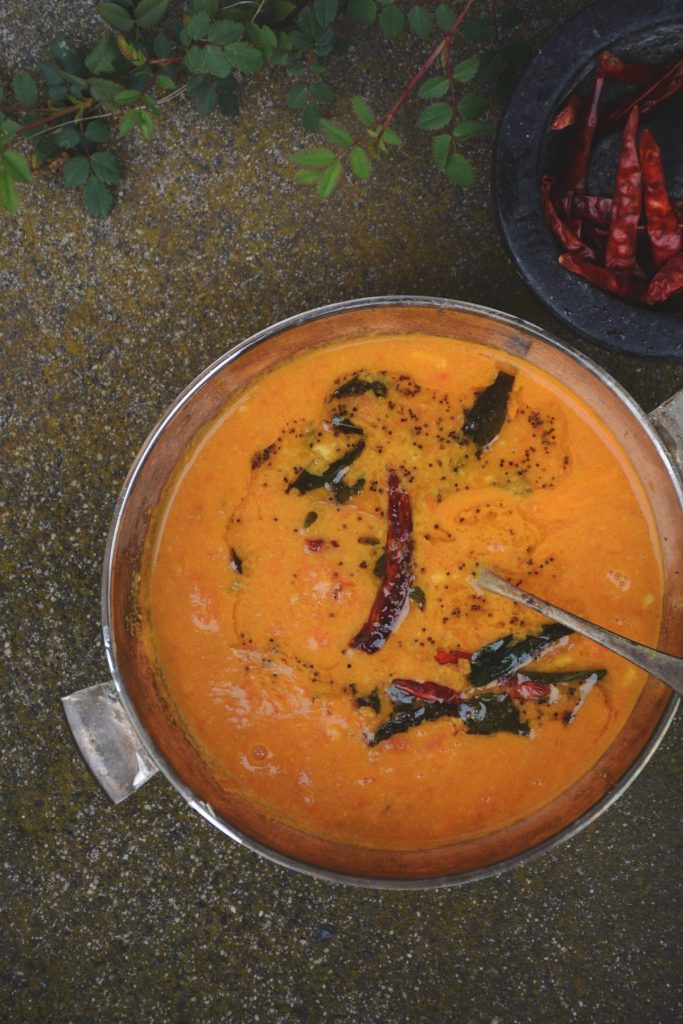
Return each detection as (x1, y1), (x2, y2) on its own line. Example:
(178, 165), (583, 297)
(0, 0), (530, 216)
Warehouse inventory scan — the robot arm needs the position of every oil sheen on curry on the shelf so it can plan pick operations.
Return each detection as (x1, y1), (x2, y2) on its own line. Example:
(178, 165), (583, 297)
(141, 335), (663, 849)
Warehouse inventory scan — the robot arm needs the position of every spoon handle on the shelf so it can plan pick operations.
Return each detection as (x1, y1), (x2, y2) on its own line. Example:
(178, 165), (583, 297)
(477, 568), (683, 696)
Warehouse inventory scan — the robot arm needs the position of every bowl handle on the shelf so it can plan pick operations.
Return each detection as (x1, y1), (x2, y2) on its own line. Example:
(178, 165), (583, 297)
(62, 682), (158, 803)
(650, 390), (683, 478)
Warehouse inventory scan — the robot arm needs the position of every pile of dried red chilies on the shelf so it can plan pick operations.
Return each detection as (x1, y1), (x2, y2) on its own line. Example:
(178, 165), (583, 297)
(544, 50), (683, 305)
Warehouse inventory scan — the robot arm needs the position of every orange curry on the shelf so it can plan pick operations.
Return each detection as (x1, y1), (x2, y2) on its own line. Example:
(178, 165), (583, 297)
(141, 335), (662, 849)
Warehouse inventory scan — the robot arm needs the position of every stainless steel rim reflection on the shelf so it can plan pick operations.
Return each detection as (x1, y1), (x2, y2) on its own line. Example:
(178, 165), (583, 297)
(101, 295), (682, 889)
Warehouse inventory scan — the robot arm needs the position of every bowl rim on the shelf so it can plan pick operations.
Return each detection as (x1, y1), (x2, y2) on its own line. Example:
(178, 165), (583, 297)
(101, 295), (681, 889)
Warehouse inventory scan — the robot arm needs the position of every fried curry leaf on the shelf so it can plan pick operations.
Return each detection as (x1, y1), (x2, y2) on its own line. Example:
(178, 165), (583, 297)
(330, 415), (364, 435)
(331, 475), (365, 503)
(303, 510), (318, 529)
(409, 585), (426, 610)
(458, 693), (528, 735)
(330, 375), (388, 400)
(286, 440), (365, 496)
(469, 623), (574, 687)
(520, 669), (606, 684)
(369, 692), (527, 745)
(461, 371), (514, 451)
(355, 686), (381, 713)
(229, 548), (243, 573)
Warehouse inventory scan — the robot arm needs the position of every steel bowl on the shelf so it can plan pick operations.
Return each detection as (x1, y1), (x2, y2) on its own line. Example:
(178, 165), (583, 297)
(63, 297), (683, 888)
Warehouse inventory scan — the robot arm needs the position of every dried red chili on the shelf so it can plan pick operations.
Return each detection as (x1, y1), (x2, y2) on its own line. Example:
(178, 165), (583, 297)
(605, 106), (642, 273)
(597, 50), (657, 86)
(647, 251), (683, 304)
(551, 93), (581, 130)
(599, 56), (683, 136)
(559, 253), (649, 301)
(541, 176), (597, 261)
(350, 470), (413, 653)
(434, 648), (472, 665)
(570, 193), (613, 227)
(563, 71), (605, 194)
(498, 678), (551, 701)
(639, 129), (683, 270)
(391, 678), (465, 705)
(570, 194), (683, 228)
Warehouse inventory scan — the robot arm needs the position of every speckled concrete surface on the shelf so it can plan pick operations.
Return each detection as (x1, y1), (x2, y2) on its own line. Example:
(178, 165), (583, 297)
(1, 2), (681, 1022)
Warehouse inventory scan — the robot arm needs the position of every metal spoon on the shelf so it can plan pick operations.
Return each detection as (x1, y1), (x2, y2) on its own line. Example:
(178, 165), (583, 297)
(477, 567), (683, 696)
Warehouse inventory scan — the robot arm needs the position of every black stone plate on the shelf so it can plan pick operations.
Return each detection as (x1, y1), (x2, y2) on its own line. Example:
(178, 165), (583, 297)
(494, 0), (683, 359)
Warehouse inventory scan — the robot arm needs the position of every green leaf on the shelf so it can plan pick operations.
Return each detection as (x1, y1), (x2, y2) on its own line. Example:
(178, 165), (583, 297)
(115, 89), (141, 102)
(135, 0), (170, 28)
(291, 147), (335, 166)
(224, 42), (263, 73)
(351, 95), (375, 127)
(435, 3), (455, 31)
(445, 151), (474, 186)
(85, 34), (119, 75)
(187, 11), (211, 40)
(192, 0), (218, 12)
(311, 82), (332, 103)
(84, 119), (112, 142)
(139, 111), (154, 138)
(453, 119), (494, 140)
(409, 585), (426, 610)
(320, 119), (353, 147)
(270, 0), (296, 22)
(349, 146), (371, 180)
(51, 33), (74, 65)
(88, 77), (122, 109)
(380, 126), (402, 146)
(96, 2), (135, 31)
(317, 157), (341, 198)
(0, 119), (21, 142)
(314, 0), (338, 29)
(1, 150), (32, 184)
(208, 20), (243, 44)
(185, 47), (206, 75)
(12, 72), (38, 107)
(408, 5), (432, 39)
(153, 33), (173, 57)
(38, 60), (63, 86)
(452, 56), (480, 83)
(119, 109), (141, 136)
(215, 76), (238, 117)
(418, 76), (449, 100)
(187, 74), (213, 113)
(90, 150), (122, 183)
(417, 102), (453, 131)
(294, 168), (321, 185)
(63, 155), (90, 187)
(457, 93), (488, 119)
(379, 5), (405, 38)
(346, 0), (376, 22)
(203, 44), (232, 77)
(55, 125), (81, 149)
(473, 49), (503, 86)
(302, 104), (321, 132)
(431, 132), (450, 170)
(155, 73), (176, 90)
(287, 83), (309, 109)
(84, 175), (113, 217)
(0, 171), (19, 213)
(462, 16), (494, 43)
(32, 135), (61, 165)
